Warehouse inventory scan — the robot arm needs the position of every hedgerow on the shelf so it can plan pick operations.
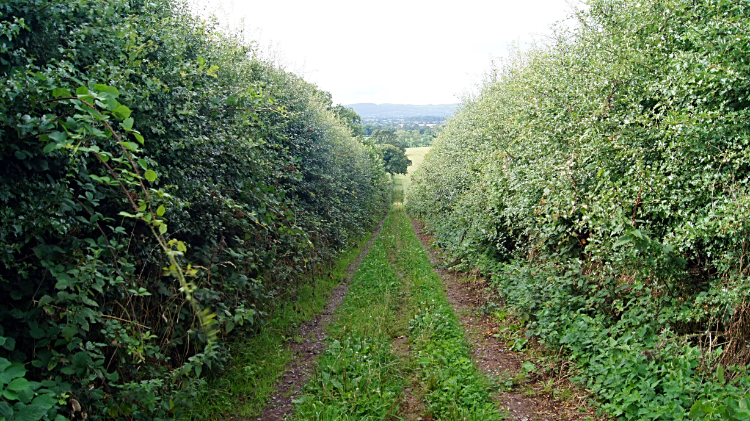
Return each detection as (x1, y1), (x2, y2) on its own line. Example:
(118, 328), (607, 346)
(0, 1), (390, 420)
(408, 0), (750, 419)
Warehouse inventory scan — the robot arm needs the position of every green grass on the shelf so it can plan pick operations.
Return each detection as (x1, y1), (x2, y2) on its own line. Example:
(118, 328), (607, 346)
(387, 205), (501, 421)
(393, 147), (431, 201)
(292, 209), (407, 420)
(292, 204), (502, 420)
(188, 232), (375, 419)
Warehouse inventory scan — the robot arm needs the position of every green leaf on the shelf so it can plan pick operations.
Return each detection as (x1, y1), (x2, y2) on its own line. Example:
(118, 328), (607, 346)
(225, 321), (235, 334)
(7, 377), (30, 391)
(718, 365), (725, 384)
(133, 131), (144, 144)
(28, 326), (44, 340)
(61, 326), (78, 342)
(144, 170), (157, 182)
(2, 337), (15, 351)
(121, 117), (134, 131)
(42, 143), (57, 154)
(31, 394), (57, 410)
(613, 235), (631, 247)
(13, 403), (47, 421)
(48, 131), (67, 143)
(159, 224), (167, 234)
(71, 352), (87, 368)
(75, 86), (89, 96)
(119, 141), (138, 152)
(138, 159), (148, 170)
(689, 400), (706, 418)
(95, 84), (120, 98)
(112, 104), (132, 120)
(0, 401), (12, 419)
(157, 205), (165, 217)
(52, 87), (72, 98)
(0, 363), (26, 385)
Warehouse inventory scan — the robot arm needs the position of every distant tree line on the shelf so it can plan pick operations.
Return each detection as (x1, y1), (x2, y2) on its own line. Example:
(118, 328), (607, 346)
(362, 121), (440, 148)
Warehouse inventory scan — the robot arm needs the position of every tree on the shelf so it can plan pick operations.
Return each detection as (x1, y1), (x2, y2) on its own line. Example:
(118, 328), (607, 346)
(370, 129), (411, 174)
(379, 143), (411, 175)
(330, 104), (363, 136)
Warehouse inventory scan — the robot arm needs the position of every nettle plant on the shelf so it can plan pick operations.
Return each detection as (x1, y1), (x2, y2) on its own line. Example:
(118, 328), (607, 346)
(409, 0), (750, 419)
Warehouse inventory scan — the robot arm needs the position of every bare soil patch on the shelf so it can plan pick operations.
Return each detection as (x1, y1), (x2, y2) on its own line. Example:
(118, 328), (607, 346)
(255, 218), (385, 421)
(410, 218), (601, 421)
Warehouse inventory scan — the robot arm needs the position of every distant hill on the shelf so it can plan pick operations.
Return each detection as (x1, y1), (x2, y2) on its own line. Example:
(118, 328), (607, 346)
(346, 103), (458, 119)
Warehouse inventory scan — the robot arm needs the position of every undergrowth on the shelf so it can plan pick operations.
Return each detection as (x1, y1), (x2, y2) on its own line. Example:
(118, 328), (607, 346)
(188, 232), (374, 418)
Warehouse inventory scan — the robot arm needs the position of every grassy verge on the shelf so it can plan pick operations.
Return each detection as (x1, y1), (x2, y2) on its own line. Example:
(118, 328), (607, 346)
(188, 232), (375, 419)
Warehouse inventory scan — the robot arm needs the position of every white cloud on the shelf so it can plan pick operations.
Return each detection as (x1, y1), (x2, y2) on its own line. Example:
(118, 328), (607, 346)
(197, 0), (576, 105)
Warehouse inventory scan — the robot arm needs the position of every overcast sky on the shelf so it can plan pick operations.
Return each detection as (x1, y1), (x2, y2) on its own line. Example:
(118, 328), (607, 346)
(196, 0), (576, 105)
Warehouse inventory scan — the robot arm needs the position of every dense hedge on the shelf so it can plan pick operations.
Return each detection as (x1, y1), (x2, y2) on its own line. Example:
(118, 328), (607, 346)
(0, 1), (390, 420)
(409, 0), (750, 419)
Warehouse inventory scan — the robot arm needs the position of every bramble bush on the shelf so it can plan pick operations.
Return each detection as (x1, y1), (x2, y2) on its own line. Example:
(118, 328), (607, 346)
(0, 0), (390, 420)
(408, 0), (750, 419)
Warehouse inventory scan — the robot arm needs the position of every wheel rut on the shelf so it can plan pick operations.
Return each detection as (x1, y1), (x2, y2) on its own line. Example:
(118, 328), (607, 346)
(256, 217), (386, 421)
(410, 217), (601, 421)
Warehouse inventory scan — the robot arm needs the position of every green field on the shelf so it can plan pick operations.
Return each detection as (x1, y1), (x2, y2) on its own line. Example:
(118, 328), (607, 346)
(393, 146), (431, 200)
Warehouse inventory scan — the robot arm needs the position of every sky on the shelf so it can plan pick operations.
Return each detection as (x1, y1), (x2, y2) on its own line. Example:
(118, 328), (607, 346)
(195, 0), (577, 105)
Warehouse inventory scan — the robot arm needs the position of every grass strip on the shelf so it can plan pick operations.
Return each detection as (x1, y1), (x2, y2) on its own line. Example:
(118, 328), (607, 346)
(189, 232), (374, 419)
(292, 209), (407, 420)
(387, 205), (502, 421)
